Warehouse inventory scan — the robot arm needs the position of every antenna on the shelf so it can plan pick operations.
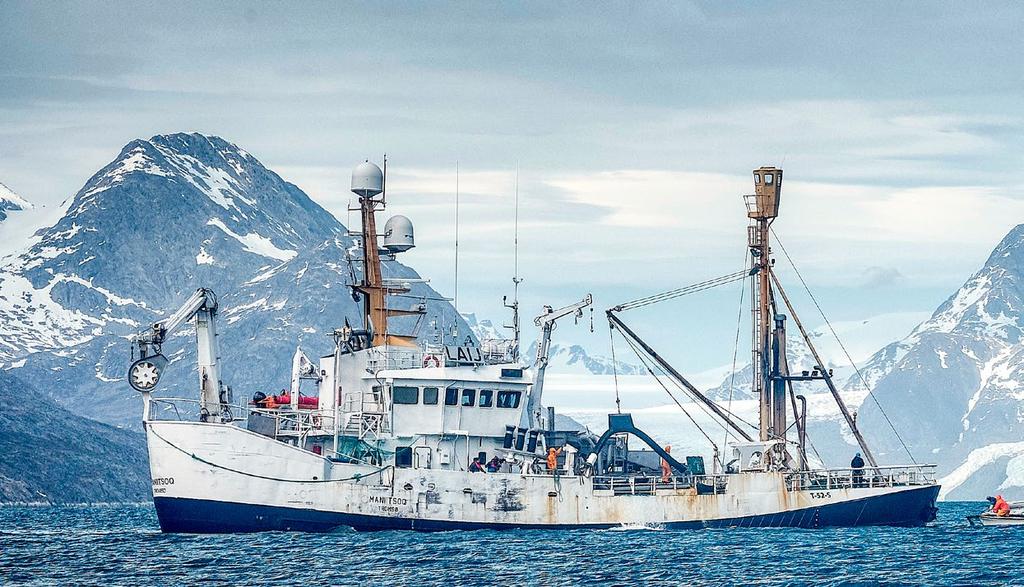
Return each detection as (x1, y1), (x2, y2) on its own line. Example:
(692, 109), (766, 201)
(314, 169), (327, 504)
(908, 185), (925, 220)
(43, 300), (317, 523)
(453, 161), (460, 342)
(503, 162), (523, 360)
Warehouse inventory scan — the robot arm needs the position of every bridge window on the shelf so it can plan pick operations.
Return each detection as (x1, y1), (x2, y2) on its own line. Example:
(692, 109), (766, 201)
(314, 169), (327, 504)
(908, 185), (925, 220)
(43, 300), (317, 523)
(444, 388), (459, 406)
(392, 386), (418, 405)
(461, 389), (476, 407)
(423, 387), (439, 405)
(479, 389), (493, 407)
(754, 172), (761, 184)
(764, 172), (773, 185)
(497, 390), (522, 409)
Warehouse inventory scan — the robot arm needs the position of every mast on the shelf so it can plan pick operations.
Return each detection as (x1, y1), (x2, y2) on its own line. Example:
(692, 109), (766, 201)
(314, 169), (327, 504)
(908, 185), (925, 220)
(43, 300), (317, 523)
(351, 159), (421, 348)
(746, 166), (784, 443)
(744, 167), (880, 469)
(353, 161), (387, 346)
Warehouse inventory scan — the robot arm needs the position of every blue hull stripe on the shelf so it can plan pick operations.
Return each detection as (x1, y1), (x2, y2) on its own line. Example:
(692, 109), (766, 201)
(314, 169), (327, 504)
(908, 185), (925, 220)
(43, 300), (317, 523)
(154, 485), (939, 533)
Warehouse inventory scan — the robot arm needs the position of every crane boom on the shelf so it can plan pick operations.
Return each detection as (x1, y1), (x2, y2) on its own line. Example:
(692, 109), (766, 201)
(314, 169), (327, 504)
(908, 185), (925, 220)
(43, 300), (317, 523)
(521, 294), (593, 429)
(128, 288), (228, 422)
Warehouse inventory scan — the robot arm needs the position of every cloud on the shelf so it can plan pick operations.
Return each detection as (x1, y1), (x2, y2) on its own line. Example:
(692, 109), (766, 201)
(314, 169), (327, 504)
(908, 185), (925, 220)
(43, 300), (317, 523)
(861, 266), (905, 288)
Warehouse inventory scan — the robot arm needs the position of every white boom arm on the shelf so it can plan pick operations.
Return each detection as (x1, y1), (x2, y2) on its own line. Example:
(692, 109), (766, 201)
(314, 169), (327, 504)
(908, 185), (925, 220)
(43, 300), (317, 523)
(521, 293), (593, 429)
(128, 288), (227, 422)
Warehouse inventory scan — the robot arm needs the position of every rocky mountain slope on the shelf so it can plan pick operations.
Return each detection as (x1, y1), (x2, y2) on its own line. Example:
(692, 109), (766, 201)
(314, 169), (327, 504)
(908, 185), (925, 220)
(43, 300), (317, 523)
(0, 133), (470, 428)
(0, 369), (149, 503)
(854, 225), (1024, 499)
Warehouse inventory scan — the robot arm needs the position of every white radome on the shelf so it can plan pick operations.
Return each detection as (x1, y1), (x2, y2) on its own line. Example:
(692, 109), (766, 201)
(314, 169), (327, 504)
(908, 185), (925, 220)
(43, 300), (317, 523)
(351, 161), (383, 198)
(383, 215), (415, 252)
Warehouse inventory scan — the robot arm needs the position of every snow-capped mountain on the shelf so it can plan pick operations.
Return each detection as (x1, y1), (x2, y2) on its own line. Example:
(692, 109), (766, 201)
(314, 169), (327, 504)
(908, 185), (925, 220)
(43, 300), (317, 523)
(0, 182), (32, 222)
(462, 312), (644, 375)
(0, 133), (470, 427)
(853, 225), (1024, 499)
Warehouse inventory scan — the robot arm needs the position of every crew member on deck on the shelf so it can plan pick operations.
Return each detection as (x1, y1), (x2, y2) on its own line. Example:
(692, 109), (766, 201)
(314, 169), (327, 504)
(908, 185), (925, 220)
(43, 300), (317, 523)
(546, 447), (562, 473)
(851, 452), (865, 487)
(469, 457), (486, 473)
(486, 457), (504, 473)
(661, 445), (673, 483)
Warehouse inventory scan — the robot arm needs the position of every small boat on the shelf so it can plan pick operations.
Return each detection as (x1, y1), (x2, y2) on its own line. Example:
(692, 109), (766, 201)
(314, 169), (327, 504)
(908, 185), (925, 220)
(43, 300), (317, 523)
(967, 501), (1024, 526)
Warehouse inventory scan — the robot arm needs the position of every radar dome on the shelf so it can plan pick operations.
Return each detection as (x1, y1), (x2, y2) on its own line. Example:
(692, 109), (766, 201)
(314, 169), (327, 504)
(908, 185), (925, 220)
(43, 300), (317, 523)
(383, 215), (415, 252)
(351, 160), (383, 198)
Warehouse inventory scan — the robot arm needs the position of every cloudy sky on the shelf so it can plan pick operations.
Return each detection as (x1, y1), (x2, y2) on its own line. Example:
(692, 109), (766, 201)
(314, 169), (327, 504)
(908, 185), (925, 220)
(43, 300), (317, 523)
(2, 1), (1023, 373)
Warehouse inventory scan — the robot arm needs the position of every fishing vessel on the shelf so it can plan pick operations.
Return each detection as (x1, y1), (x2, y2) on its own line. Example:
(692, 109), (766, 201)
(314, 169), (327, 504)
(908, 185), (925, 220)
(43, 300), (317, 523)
(130, 161), (939, 532)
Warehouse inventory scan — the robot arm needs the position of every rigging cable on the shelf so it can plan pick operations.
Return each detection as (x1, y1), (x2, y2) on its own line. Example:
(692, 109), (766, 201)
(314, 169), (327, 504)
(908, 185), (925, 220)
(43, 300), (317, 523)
(618, 330), (757, 432)
(770, 228), (917, 464)
(611, 313), (759, 432)
(621, 334), (720, 455)
(613, 269), (749, 312)
(722, 249), (749, 457)
(609, 324), (622, 414)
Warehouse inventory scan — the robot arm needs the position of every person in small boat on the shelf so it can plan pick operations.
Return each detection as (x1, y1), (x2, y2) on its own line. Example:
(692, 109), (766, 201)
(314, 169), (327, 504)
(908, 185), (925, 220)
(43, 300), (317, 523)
(469, 457), (486, 473)
(993, 495), (1011, 517)
(546, 446), (563, 473)
(661, 445), (673, 483)
(851, 452), (865, 487)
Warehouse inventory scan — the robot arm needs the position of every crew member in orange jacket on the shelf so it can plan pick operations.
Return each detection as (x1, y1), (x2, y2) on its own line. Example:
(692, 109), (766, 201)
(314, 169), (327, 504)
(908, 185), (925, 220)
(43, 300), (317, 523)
(546, 446), (562, 473)
(994, 495), (1011, 517)
(661, 445), (673, 483)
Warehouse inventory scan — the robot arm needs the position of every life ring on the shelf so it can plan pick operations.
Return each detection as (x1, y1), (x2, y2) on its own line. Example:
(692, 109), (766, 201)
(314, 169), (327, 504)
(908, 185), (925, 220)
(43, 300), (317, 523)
(422, 355), (441, 368)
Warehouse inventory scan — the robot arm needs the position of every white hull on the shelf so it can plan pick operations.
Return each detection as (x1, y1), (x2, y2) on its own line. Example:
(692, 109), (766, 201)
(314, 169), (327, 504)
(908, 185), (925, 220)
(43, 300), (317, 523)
(146, 421), (939, 532)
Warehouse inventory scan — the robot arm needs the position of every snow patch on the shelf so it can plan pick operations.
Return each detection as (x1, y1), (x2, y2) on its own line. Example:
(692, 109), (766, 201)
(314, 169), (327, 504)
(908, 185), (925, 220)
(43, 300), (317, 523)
(195, 247), (215, 265)
(207, 218), (296, 262)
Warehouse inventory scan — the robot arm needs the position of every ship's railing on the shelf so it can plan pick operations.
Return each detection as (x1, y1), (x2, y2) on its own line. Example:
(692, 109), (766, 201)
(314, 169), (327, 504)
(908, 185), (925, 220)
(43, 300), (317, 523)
(367, 342), (520, 371)
(785, 464), (937, 491)
(592, 474), (728, 496)
(478, 338), (517, 363)
(367, 347), (425, 371)
(148, 396), (337, 436)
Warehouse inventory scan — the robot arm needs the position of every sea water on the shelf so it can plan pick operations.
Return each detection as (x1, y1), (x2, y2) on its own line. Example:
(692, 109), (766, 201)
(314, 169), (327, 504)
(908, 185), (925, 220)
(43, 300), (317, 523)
(1, 502), (1018, 586)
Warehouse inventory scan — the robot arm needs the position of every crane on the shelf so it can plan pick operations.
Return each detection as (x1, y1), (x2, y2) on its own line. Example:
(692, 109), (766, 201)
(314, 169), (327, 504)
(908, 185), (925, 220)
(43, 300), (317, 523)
(128, 288), (230, 422)
(520, 293), (593, 430)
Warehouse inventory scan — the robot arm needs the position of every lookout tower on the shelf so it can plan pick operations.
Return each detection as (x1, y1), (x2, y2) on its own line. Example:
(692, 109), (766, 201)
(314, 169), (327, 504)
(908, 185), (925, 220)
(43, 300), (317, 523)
(746, 166), (782, 219)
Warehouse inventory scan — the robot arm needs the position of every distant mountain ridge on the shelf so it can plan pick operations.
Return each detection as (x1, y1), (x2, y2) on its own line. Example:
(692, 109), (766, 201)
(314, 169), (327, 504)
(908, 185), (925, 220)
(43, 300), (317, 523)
(0, 133), (470, 428)
(0, 181), (32, 222)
